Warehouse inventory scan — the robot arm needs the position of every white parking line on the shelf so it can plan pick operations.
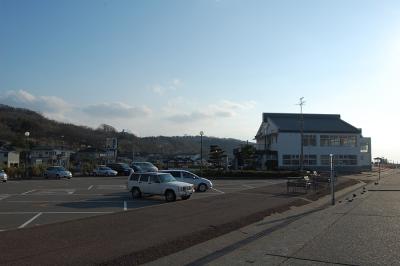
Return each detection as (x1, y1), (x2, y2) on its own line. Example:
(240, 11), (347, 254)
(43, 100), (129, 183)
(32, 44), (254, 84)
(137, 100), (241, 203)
(211, 187), (225, 194)
(97, 185), (127, 190)
(21, 190), (36, 195)
(242, 184), (255, 189)
(18, 212), (42, 228)
(0, 194), (10, 201)
(88, 185), (94, 190)
(124, 201), (127, 211)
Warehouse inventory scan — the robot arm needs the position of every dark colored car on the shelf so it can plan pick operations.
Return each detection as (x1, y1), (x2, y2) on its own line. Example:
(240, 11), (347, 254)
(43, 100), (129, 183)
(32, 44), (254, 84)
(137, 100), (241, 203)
(131, 162), (158, 173)
(106, 163), (133, 176)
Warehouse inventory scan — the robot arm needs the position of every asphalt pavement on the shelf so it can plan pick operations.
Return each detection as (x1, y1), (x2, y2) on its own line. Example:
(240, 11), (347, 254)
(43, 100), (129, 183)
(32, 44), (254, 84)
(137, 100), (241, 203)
(0, 176), (284, 231)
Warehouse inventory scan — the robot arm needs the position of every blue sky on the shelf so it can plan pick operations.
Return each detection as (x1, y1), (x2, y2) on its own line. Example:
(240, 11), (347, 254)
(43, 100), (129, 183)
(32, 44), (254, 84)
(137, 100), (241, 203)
(1, 0), (400, 160)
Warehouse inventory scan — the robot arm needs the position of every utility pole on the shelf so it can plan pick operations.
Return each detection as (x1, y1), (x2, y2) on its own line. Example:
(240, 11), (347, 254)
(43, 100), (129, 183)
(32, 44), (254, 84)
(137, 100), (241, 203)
(297, 97), (306, 172)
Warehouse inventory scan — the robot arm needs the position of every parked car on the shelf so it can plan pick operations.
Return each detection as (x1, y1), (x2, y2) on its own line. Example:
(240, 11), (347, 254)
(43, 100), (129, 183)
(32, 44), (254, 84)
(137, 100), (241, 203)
(127, 172), (194, 202)
(92, 165), (118, 176)
(0, 170), (7, 182)
(106, 163), (133, 176)
(44, 166), (72, 179)
(131, 162), (158, 173)
(160, 170), (213, 192)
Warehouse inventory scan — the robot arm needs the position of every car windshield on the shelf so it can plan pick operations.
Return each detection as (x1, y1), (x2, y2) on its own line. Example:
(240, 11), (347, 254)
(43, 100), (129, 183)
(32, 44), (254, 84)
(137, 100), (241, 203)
(159, 174), (176, 183)
(134, 162), (154, 169)
(55, 167), (66, 171)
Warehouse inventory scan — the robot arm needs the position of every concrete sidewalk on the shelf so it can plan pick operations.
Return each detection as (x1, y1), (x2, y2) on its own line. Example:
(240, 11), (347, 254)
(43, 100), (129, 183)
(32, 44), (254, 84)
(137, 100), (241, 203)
(147, 170), (398, 266)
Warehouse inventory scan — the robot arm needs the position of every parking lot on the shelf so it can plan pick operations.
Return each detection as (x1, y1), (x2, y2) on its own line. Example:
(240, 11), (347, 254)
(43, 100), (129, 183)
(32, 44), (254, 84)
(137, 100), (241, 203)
(0, 176), (285, 231)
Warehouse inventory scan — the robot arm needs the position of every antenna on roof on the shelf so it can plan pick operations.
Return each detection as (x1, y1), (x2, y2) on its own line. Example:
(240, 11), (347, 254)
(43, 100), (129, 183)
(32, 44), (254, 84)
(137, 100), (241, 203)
(296, 97), (306, 172)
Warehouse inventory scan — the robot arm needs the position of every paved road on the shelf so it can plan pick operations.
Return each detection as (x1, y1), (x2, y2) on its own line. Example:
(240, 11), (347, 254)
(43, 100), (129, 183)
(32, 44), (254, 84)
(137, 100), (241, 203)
(0, 176), (284, 231)
(148, 169), (399, 266)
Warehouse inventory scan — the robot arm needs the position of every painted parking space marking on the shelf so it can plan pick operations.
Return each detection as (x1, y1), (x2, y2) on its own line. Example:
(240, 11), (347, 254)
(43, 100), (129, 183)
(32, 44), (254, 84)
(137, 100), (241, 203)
(211, 187), (225, 194)
(18, 212), (42, 228)
(88, 185), (94, 190)
(21, 190), (36, 195)
(32, 189), (76, 195)
(96, 185), (127, 190)
(242, 184), (255, 189)
(0, 194), (10, 201)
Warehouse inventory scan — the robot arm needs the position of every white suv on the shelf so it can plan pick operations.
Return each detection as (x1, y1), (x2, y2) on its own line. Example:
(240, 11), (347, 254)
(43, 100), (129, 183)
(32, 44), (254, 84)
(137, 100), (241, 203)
(0, 170), (7, 182)
(160, 170), (213, 192)
(127, 172), (194, 202)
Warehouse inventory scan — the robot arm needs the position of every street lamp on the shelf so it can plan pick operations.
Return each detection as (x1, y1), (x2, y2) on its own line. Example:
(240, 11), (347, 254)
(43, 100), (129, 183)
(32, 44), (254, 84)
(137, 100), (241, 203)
(200, 131), (204, 173)
(374, 157), (382, 185)
(24, 131), (30, 178)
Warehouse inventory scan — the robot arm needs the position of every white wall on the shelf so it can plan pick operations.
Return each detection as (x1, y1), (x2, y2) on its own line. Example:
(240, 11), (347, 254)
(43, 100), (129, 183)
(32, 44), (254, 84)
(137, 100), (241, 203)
(276, 132), (365, 167)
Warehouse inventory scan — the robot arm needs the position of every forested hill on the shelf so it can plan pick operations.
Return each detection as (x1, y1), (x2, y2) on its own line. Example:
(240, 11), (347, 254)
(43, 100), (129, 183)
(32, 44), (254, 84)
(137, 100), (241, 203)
(0, 105), (247, 156)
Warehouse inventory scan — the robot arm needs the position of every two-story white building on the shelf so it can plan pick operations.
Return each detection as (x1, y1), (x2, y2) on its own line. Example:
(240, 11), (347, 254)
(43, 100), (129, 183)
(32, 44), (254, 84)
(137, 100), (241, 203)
(255, 113), (371, 172)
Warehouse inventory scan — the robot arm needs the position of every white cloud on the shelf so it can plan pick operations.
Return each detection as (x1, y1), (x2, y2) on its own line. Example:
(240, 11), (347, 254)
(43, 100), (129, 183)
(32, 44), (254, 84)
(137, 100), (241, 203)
(220, 100), (257, 110)
(166, 99), (256, 123)
(82, 102), (152, 118)
(0, 90), (72, 119)
(150, 78), (183, 95)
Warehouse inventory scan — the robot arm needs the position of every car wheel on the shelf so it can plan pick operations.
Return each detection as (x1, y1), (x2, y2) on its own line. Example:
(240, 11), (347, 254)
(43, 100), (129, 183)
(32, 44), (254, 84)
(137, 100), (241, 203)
(56, 174), (60, 179)
(181, 195), (190, 200)
(198, 183), (207, 192)
(131, 187), (142, 199)
(165, 190), (176, 202)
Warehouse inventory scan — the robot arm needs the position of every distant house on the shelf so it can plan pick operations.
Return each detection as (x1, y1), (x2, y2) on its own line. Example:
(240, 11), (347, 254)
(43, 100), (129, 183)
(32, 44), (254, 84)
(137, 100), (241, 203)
(254, 113), (372, 172)
(29, 147), (73, 168)
(0, 150), (20, 168)
(74, 147), (112, 165)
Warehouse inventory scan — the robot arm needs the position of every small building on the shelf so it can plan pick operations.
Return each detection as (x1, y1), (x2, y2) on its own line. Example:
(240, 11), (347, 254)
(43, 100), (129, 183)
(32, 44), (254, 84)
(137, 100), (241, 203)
(0, 150), (20, 168)
(29, 147), (73, 168)
(74, 147), (109, 165)
(254, 113), (372, 172)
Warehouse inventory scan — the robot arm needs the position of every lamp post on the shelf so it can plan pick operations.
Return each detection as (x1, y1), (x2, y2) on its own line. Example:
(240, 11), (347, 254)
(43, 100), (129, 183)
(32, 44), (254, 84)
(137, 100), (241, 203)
(200, 131), (204, 174)
(24, 131), (30, 178)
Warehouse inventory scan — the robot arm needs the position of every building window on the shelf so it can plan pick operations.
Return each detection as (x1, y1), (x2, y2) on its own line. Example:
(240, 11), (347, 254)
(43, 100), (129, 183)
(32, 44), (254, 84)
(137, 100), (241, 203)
(321, 155), (357, 166)
(303, 155), (317, 165)
(283, 155), (299, 165)
(320, 135), (357, 147)
(360, 144), (369, 153)
(303, 135), (316, 146)
(283, 154), (317, 166)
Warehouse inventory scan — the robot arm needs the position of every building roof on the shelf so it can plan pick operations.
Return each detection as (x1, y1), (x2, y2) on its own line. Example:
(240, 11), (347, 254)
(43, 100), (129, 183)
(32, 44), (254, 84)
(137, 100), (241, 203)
(263, 113), (361, 134)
